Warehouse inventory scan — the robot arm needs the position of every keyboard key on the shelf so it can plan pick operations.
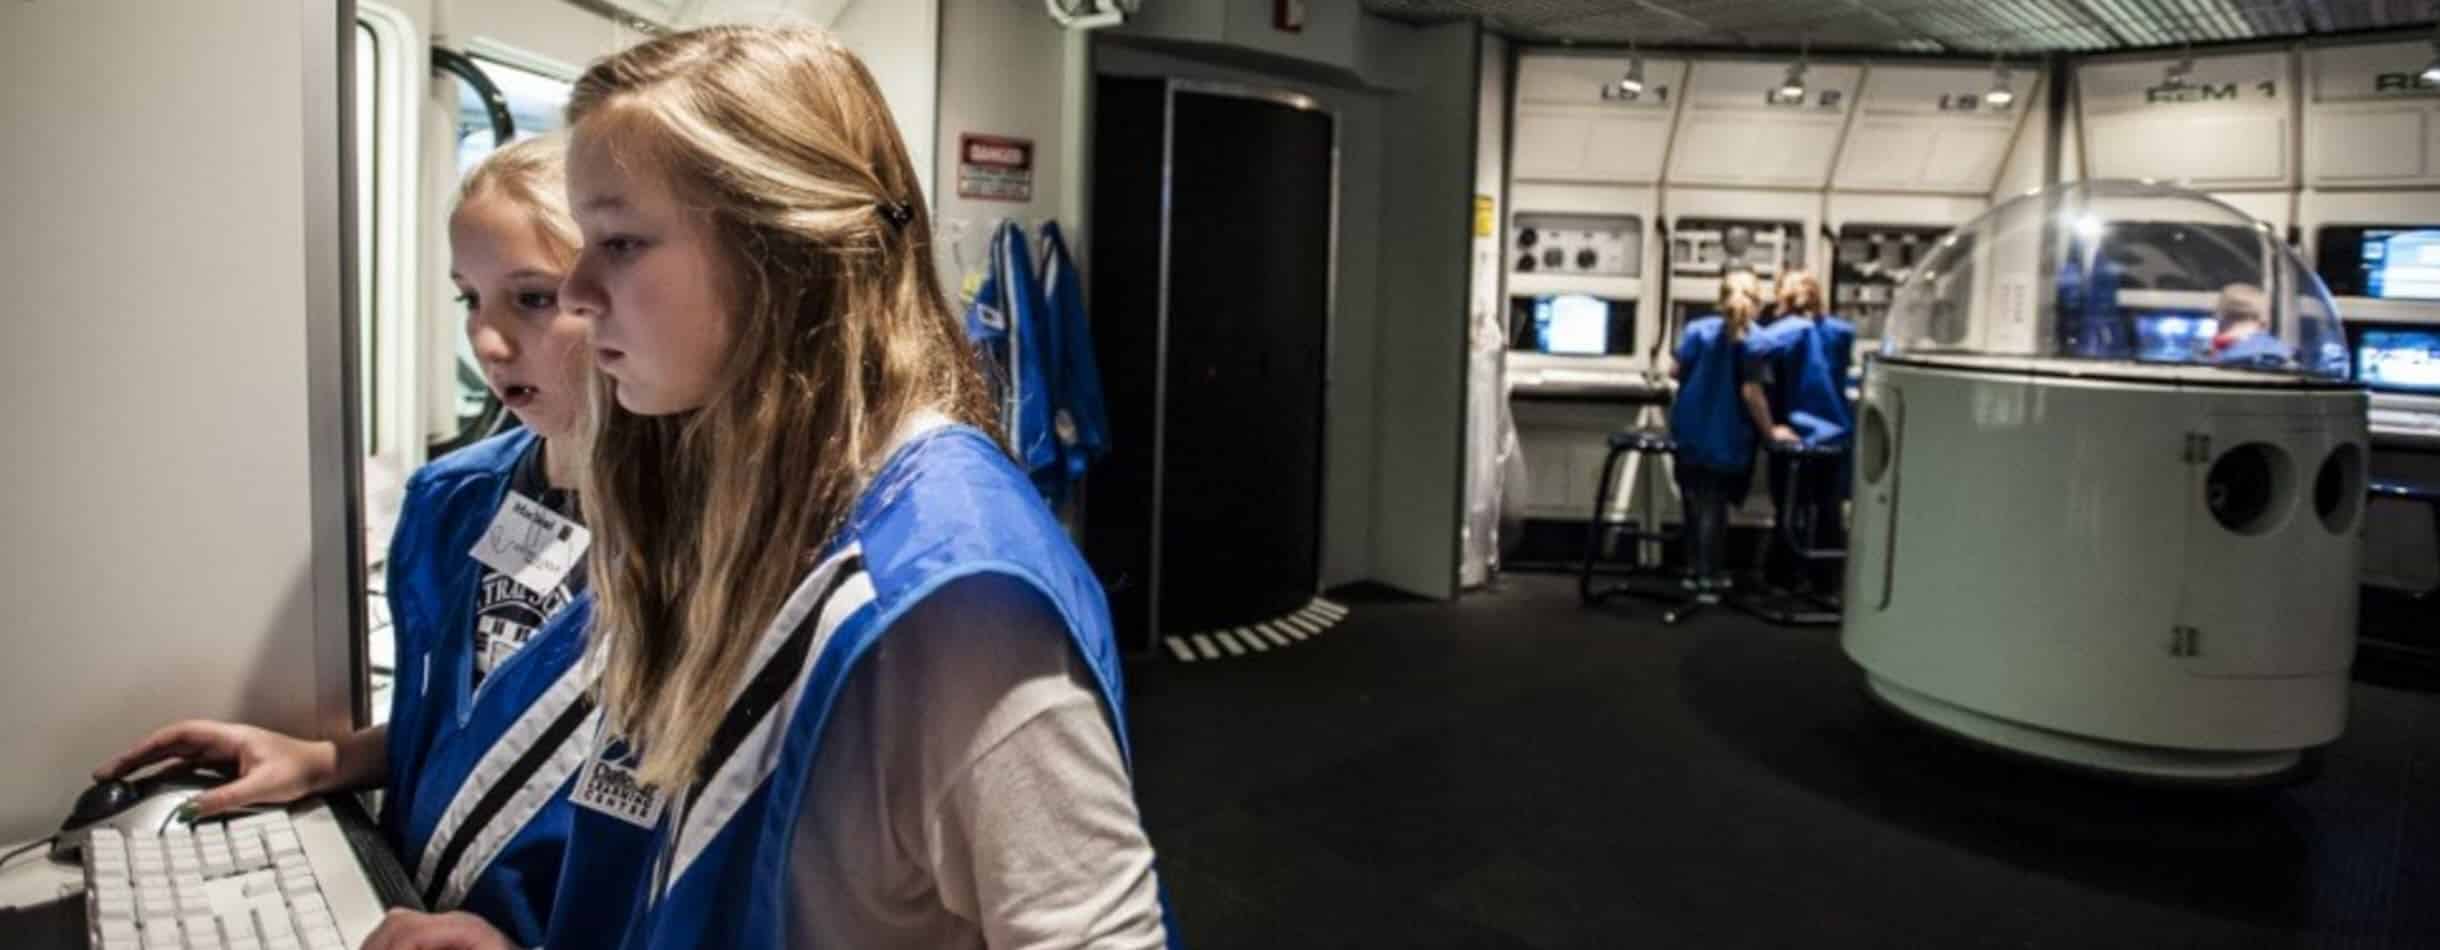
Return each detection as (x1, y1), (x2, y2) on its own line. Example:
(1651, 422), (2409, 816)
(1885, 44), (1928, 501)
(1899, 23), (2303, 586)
(254, 906), (294, 938)
(290, 896), (331, 921)
(266, 936), (302, 950)
(95, 893), (135, 921)
(229, 940), (261, 950)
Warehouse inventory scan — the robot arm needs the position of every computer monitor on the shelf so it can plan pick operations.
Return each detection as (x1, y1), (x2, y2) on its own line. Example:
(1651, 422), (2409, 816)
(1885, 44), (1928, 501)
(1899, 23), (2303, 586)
(2132, 311), (2218, 363)
(2316, 224), (2440, 299)
(2351, 323), (2440, 395)
(1537, 294), (1608, 355)
(1509, 294), (1634, 357)
(2361, 230), (2440, 301)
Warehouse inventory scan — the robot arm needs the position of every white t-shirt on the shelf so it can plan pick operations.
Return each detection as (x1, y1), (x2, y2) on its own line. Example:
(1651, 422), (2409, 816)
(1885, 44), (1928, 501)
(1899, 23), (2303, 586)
(786, 573), (1168, 949)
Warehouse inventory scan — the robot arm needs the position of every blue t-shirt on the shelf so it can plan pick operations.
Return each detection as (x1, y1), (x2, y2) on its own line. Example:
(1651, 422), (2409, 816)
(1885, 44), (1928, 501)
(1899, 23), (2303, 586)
(1671, 316), (1757, 473)
(2218, 331), (2295, 370)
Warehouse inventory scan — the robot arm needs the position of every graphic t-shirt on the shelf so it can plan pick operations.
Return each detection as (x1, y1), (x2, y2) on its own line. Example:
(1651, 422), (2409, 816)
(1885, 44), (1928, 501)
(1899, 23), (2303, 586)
(471, 442), (583, 685)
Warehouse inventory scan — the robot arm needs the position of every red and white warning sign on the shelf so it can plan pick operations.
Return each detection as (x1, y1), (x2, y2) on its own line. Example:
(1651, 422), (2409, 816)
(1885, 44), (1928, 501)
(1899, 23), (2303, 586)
(957, 134), (1034, 202)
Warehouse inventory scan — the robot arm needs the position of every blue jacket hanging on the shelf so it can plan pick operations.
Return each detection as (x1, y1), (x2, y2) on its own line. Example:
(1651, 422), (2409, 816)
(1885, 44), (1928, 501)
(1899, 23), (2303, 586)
(544, 423), (1170, 948)
(2056, 242), (2130, 359)
(963, 220), (1058, 484)
(381, 428), (597, 945)
(1035, 220), (1111, 504)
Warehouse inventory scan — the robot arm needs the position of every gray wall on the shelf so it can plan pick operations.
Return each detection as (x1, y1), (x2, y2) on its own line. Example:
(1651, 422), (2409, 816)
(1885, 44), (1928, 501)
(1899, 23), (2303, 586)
(1367, 21), (1478, 600)
(933, 0), (1075, 287)
(0, 0), (357, 838)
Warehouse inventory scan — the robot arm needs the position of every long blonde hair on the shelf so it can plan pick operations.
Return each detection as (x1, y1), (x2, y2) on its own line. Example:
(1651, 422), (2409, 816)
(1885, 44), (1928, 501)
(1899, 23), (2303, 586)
(569, 26), (995, 789)
(1775, 269), (1824, 318)
(454, 134), (578, 261)
(1720, 270), (1764, 340)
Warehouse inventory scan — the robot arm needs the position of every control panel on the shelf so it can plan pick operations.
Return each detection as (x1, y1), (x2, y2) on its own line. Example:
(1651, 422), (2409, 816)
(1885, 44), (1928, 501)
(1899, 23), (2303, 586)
(1512, 213), (1642, 277)
(1669, 218), (1802, 279)
(1832, 223), (1954, 341)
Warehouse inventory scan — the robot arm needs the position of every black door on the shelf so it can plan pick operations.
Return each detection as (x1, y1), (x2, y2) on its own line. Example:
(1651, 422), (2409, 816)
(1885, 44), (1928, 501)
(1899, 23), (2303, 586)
(1157, 90), (1334, 634)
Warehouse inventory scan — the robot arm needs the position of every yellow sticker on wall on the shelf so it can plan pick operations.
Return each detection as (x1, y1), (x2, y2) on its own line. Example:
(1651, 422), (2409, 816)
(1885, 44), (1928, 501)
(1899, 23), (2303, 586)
(1473, 195), (1495, 238)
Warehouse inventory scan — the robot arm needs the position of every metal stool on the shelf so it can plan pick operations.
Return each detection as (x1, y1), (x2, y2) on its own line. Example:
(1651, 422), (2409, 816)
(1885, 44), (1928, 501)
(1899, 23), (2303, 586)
(1578, 429), (1697, 619)
(1736, 442), (1849, 626)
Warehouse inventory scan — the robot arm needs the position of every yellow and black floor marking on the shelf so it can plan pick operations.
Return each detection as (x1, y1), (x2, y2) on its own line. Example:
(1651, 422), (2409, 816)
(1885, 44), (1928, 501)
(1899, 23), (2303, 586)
(1163, 597), (1350, 662)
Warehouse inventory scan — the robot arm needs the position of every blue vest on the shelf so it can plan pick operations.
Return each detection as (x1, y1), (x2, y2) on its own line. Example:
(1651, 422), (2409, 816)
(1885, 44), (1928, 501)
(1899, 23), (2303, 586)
(1750, 315), (1857, 447)
(1036, 220), (1112, 505)
(1670, 316), (1758, 473)
(964, 222), (1059, 487)
(382, 428), (596, 944)
(545, 424), (1155, 948)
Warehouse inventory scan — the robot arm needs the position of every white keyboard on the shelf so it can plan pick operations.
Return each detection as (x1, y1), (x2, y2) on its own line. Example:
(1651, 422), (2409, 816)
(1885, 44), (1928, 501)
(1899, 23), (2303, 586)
(2369, 407), (2440, 434)
(81, 802), (388, 950)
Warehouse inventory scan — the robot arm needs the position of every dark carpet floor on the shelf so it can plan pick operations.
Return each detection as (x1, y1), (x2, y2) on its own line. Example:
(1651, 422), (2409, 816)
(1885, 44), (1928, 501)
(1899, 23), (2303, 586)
(1120, 573), (2440, 949)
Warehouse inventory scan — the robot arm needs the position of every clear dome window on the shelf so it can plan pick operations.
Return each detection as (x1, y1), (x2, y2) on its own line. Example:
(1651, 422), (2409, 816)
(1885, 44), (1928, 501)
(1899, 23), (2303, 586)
(1882, 180), (2353, 384)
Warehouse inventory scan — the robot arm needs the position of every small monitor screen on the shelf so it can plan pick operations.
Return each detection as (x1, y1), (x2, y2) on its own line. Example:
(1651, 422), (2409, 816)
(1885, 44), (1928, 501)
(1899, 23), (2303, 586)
(2132, 312), (2218, 363)
(2356, 327), (2440, 394)
(2362, 230), (2440, 301)
(1535, 294), (1610, 356)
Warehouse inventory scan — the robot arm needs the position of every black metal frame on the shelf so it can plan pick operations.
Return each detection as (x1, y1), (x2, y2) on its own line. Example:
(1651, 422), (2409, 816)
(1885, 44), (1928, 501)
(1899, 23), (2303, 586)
(1578, 431), (1705, 623)
(1734, 443), (1849, 626)
(423, 47), (516, 459)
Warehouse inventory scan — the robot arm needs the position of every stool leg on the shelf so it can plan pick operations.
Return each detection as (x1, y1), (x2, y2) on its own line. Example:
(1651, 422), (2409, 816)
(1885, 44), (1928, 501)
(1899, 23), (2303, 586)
(1579, 445), (1630, 605)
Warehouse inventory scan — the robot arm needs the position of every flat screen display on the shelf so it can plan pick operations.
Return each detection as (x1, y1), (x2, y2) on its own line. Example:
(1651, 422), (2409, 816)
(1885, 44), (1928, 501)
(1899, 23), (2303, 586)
(1535, 294), (1610, 356)
(2361, 230), (2440, 301)
(2354, 326), (2440, 394)
(2132, 311), (2218, 363)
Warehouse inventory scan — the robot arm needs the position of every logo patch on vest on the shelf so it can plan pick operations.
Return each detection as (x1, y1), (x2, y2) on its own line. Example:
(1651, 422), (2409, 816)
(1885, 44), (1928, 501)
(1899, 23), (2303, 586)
(571, 740), (667, 830)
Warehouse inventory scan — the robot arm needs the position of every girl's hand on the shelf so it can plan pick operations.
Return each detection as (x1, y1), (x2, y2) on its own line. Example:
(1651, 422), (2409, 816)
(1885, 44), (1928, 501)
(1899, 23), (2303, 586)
(1770, 424), (1802, 446)
(362, 910), (517, 950)
(92, 720), (338, 818)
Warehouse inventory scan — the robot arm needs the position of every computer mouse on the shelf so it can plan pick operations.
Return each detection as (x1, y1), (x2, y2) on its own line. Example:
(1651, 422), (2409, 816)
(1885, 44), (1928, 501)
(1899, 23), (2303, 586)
(63, 779), (140, 830)
(50, 767), (223, 861)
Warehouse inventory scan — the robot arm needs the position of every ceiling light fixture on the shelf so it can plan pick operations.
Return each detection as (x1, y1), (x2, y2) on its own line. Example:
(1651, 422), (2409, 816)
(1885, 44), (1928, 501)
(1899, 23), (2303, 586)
(1620, 41), (1646, 95)
(1774, 36), (1809, 104)
(1985, 56), (2015, 107)
(2423, 20), (2440, 83)
(2163, 44), (2194, 88)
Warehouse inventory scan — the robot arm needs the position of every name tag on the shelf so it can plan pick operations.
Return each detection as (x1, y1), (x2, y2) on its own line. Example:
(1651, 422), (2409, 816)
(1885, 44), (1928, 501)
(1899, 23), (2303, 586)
(469, 491), (590, 595)
(571, 739), (668, 830)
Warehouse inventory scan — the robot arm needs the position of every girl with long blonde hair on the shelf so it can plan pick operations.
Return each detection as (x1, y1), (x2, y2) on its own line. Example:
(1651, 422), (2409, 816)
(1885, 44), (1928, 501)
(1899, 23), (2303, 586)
(1748, 268), (1858, 593)
(1667, 272), (1778, 598)
(372, 25), (1167, 950)
(113, 135), (601, 948)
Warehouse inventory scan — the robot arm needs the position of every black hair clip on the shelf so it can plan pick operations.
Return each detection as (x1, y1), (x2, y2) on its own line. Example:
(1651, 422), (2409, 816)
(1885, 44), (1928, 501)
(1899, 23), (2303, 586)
(880, 201), (914, 228)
